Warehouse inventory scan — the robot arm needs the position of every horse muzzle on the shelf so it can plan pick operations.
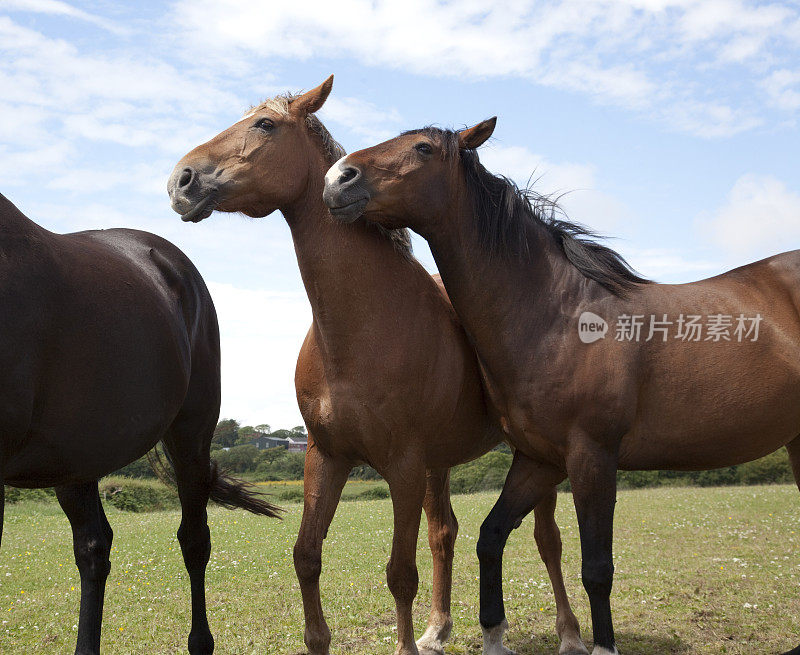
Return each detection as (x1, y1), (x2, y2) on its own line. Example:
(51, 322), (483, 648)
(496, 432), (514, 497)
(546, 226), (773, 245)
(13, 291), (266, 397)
(323, 157), (370, 223)
(167, 164), (219, 223)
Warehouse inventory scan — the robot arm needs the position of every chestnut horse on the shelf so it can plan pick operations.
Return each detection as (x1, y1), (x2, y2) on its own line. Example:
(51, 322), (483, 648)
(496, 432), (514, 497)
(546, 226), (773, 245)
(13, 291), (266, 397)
(0, 194), (280, 655)
(168, 79), (588, 655)
(323, 120), (800, 655)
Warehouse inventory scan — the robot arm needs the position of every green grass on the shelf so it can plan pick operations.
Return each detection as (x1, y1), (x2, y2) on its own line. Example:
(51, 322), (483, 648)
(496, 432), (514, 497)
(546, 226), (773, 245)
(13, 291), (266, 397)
(0, 485), (798, 654)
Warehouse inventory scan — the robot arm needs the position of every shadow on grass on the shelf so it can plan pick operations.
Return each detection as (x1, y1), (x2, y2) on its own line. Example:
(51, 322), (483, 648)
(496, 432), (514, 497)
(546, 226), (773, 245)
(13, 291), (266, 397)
(505, 631), (688, 654)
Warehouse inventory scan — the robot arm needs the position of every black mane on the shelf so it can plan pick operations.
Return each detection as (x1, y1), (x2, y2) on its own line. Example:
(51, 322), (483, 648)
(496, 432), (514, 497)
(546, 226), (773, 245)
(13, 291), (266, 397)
(404, 127), (650, 296)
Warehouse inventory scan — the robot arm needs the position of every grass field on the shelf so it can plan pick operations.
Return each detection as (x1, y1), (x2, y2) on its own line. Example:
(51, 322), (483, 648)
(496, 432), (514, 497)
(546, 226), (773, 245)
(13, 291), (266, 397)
(0, 485), (798, 654)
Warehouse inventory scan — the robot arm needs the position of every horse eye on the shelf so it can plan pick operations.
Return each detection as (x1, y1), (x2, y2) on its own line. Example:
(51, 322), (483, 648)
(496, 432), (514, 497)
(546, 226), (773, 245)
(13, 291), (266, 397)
(254, 118), (274, 132)
(414, 142), (432, 156)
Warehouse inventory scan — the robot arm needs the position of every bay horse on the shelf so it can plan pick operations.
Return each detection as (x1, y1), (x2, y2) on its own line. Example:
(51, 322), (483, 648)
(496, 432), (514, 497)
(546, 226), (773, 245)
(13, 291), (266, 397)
(0, 194), (280, 655)
(168, 78), (589, 655)
(323, 120), (800, 655)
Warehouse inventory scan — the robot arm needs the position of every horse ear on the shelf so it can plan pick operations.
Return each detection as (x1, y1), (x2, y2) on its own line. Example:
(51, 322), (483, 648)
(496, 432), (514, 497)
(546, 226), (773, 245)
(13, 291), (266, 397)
(458, 117), (497, 150)
(291, 75), (334, 116)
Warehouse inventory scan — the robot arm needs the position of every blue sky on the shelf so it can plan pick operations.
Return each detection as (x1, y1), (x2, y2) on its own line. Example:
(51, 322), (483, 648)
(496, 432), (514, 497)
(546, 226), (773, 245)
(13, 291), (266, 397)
(1, 0), (798, 427)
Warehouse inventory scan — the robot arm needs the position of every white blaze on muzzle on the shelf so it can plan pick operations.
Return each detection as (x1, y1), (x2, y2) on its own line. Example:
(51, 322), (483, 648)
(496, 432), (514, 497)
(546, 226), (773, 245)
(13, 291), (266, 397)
(325, 155), (350, 188)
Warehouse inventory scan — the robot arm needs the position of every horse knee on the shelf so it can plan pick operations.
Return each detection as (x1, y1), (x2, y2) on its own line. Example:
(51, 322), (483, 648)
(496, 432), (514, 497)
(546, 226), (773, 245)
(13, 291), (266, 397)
(74, 534), (111, 581)
(581, 558), (614, 597)
(386, 556), (418, 603)
(534, 519), (562, 562)
(177, 523), (211, 571)
(476, 519), (505, 568)
(293, 538), (322, 585)
(429, 516), (458, 559)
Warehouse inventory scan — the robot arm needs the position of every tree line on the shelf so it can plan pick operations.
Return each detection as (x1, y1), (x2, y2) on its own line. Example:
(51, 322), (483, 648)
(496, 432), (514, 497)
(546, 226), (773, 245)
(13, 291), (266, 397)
(116, 420), (796, 492)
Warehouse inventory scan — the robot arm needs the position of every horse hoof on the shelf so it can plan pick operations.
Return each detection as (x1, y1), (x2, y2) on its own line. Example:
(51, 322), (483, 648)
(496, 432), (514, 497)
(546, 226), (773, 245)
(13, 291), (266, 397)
(590, 647), (619, 655)
(559, 635), (590, 655)
(482, 618), (516, 655)
(188, 630), (215, 655)
(417, 648), (444, 655)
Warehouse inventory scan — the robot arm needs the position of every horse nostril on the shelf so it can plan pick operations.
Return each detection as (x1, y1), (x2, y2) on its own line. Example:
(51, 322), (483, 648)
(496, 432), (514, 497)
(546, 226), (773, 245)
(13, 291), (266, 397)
(178, 168), (194, 189)
(339, 166), (359, 185)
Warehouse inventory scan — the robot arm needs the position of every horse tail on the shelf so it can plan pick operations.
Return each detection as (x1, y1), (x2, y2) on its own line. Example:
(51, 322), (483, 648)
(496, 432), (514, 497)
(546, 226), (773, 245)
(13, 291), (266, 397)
(146, 444), (284, 519)
(208, 462), (284, 518)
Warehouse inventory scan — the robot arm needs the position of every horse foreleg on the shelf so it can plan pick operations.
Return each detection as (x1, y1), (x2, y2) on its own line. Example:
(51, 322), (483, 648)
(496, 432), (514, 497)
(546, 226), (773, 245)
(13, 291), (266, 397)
(293, 440), (350, 655)
(477, 450), (565, 655)
(55, 481), (112, 655)
(417, 468), (458, 655)
(534, 488), (588, 655)
(385, 458), (427, 655)
(566, 439), (619, 655)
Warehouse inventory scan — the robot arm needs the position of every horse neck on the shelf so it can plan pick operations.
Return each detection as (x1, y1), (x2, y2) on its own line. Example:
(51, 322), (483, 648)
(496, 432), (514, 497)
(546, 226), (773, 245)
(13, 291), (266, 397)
(425, 194), (587, 379)
(282, 161), (420, 362)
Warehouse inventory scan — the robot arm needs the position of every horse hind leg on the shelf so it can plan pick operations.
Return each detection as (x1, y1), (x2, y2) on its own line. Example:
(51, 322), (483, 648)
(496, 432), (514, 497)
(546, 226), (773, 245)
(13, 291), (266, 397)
(55, 481), (113, 655)
(163, 421), (216, 655)
(417, 468), (458, 655)
(534, 489), (588, 655)
(781, 437), (800, 655)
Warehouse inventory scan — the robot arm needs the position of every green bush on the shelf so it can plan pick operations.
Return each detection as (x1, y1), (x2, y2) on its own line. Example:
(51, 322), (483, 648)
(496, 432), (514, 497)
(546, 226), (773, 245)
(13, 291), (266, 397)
(99, 477), (179, 512)
(695, 466), (739, 487)
(450, 451), (513, 494)
(737, 448), (793, 484)
(277, 488), (304, 502)
(617, 470), (662, 489)
(356, 487), (390, 500)
(4, 487), (56, 504)
(349, 464), (382, 480)
(212, 444), (260, 474)
(113, 455), (157, 479)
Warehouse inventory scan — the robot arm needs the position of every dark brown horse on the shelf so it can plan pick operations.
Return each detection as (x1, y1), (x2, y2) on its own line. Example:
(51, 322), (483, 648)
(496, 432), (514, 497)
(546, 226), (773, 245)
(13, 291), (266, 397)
(323, 121), (800, 655)
(168, 78), (588, 655)
(0, 194), (280, 655)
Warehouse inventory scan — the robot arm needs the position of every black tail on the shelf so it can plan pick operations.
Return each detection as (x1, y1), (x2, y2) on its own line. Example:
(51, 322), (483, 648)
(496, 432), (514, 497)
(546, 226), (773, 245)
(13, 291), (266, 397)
(146, 444), (283, 519)
(208, 461), (283, 518)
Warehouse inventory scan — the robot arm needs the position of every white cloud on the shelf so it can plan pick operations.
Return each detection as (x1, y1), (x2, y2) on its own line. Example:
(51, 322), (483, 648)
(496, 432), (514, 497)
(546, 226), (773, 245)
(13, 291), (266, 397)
(763, 69), (800, 112)
(0, 141), (73, 182)
(319, 96), (403, 146)
(209, 282), (309, 427)
(624, 248), (723, 282)
(699, 173), (800, 259)
(479, 143), (630, 233)
(0, 0), (126, 34)
(0, 16), (241, 155)
(169, 0), (800, 137)
(480, 144), (596, 191)
(47, 162), (168, 196)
